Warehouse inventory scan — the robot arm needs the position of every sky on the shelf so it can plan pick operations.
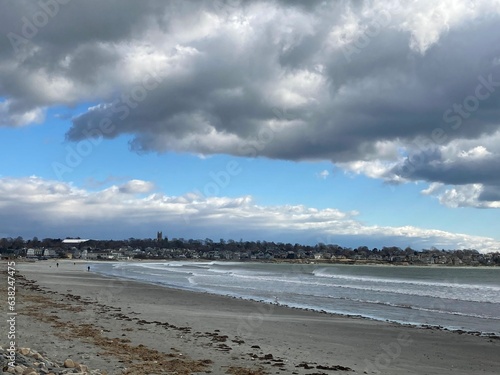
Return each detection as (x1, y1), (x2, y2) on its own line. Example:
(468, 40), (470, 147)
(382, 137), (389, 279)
(1, 0), (500, 252)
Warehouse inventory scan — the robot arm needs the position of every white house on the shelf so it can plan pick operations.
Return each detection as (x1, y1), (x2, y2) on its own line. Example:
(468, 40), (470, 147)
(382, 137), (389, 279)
(43, 249), (57, 258)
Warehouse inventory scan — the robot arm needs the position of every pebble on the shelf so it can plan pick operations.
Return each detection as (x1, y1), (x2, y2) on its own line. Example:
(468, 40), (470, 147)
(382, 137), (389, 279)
(0, 347), (105, 375)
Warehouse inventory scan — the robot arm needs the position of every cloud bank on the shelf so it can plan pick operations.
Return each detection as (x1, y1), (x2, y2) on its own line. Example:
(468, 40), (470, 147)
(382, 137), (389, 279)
(0, 176), (498, 253)
(2, 0), (500, 208)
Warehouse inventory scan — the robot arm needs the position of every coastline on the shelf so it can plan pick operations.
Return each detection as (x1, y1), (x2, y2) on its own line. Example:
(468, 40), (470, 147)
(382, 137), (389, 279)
(2, 260), (500, 374)
(89, 260), (500, 338)
(90, 257), (500, 267)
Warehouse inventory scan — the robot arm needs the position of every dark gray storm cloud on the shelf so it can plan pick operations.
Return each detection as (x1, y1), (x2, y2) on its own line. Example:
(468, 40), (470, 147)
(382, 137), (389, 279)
(2, 0), (500, 206)
(479, 186), (500, 202)
(393, 151), (500, 185)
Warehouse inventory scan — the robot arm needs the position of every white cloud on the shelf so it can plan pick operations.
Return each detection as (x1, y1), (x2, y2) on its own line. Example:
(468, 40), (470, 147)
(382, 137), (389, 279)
(396, 0), (483, 53)
(317, 170), (329, 179)
(118, 179), (155, 194)
(0, 100), (44, 127)
(421, 183), (500, 208)
(339, 159), (399, 180)
(458, 146), (493, 160)
(421, 182), (444, 196)
(0, 176), (498, 253)
(4, 0), (500, 161)
(2, 0), (500, 212)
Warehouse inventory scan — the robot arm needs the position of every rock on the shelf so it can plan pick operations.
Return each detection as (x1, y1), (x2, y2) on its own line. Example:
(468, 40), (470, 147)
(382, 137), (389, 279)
(77, 364), (88, 373)
(14, 355), (32, 367)
(0, 346), (101, 375)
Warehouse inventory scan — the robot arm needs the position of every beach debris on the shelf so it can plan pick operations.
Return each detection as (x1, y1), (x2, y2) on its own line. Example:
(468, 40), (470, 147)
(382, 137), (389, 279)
(0, 347), (104, 375)
(316, 364), (354, 371)
(62, 359), (75, 368)
(217, 343), (233, 352)
(295, 361), (354, 372)
(226, 366), (268, 375)
(295, 362), (315, 369)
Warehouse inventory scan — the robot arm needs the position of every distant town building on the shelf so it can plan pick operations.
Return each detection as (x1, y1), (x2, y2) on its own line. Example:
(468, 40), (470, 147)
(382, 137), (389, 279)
(26, 248), (43, 258)
(157, 231), (163, 242)
(43, 249), (57, 258)
(62, 239), (89, 245)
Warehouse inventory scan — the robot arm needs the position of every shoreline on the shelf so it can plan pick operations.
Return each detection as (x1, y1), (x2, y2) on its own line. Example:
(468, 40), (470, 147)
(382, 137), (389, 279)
(12, 257), (500, 268)
(89, 258), (500, 338)
(3, 260), (500, 374)
(17, 258), (500, 337)
(91, 263), (500, 339)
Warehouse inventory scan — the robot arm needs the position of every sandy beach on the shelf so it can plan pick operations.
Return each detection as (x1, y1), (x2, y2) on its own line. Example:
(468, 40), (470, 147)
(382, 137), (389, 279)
(2, 260), (499, 375)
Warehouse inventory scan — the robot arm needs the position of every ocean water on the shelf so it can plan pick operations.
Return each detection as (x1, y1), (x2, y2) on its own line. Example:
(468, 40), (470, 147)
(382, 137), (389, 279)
(92, 261), (500, 335)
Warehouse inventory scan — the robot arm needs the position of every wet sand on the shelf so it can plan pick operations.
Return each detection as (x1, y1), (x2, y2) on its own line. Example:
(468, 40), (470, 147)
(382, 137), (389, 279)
(2, 260), (499, 374)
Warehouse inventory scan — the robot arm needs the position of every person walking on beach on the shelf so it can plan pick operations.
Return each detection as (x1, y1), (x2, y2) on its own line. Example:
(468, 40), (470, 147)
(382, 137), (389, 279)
(87, 266), (90, 272)
(56, 262), (59, 268)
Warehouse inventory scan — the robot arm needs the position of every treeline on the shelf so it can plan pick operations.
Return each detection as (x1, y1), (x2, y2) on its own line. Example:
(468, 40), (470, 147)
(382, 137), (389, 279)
(0, 235), (496, 258)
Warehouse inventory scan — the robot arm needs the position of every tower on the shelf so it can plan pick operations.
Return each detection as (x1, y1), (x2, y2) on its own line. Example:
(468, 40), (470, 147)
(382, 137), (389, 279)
(157, 231), (163, 242)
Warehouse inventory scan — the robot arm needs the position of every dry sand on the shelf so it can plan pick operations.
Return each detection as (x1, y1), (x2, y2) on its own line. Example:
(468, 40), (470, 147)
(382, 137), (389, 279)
(1, 259), (499, 374)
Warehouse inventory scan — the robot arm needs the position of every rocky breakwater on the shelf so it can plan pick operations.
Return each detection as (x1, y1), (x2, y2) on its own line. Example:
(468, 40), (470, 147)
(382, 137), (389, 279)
(0, 346), (103, 375)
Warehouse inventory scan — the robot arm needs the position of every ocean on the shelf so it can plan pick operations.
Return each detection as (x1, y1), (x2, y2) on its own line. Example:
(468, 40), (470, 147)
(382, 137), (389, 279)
(92, 261), (500, 336)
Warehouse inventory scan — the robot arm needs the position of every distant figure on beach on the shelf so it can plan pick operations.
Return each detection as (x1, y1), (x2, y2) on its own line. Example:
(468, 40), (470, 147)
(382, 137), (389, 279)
(56, 263), (59, 268)
(87, 266), (90, 272)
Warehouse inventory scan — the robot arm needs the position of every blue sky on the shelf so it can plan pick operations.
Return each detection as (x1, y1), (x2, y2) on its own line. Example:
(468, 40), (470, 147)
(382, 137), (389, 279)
(1, 0), (500, 252)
